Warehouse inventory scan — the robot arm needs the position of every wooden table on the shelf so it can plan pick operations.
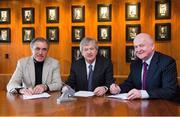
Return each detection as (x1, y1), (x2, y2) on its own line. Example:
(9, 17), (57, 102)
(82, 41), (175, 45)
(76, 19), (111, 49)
(0, 91), (180, 116)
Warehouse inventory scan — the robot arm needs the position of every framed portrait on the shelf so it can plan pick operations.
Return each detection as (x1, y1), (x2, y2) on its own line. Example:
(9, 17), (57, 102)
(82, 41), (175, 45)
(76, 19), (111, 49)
(46, 27), (59, 42)
(98, 46), (111, 60)
(126, 46), (137, 63)
(98, 25), (111, 42)
(72, 46), (83, 62)
(97, 4), (112, 22)
(72, 5), (85, 23)
(22, 8), (34, 24)
(46, 7), (59, 23)
(0, 8), (10, 24)
(125, 2), (140, 20)
(155, 23), (171, 41)
(126, 24), (141, 42)
(155, 0), (171, 19)
(22, 27), (35, 43)
(0, 28), (11, 43)
(72, 26), (85, 42)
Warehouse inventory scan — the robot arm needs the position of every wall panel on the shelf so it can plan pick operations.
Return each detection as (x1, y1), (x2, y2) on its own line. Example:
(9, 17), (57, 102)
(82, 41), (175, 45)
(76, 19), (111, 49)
(0, 0), (180, 79)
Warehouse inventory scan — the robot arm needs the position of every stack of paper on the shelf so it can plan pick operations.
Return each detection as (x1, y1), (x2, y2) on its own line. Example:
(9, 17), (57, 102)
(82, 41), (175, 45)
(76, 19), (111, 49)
(23, 92), (51, 100)
(107, 93), (128, 99)
(74, 91), (94, 97)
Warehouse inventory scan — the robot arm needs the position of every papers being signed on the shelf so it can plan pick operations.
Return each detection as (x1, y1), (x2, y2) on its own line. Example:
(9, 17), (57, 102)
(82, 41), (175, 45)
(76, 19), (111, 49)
(107, 93), (128, 99)
(74, 91), (94, 97)
(23, 92), (51, 100)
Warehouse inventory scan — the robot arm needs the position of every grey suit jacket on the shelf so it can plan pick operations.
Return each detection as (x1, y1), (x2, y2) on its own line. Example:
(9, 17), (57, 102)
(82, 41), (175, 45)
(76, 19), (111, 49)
(7, 56), (62, 92)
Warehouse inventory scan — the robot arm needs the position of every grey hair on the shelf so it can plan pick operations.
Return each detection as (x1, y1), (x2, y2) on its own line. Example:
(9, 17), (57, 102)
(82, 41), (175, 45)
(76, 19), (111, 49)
(30, 37), (50, 50)
(80, 37), (98, 53)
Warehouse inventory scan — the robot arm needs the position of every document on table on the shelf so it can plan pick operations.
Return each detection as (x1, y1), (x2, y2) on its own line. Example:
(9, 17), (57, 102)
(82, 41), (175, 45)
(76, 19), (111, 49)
(107, 93), (128, 100)
(23, 92), (51, 100)
(74, 91), (94, 97)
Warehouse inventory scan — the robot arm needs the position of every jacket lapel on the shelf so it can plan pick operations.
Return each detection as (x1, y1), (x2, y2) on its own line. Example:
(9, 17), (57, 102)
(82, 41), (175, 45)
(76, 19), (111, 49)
(92, 57), (102, 88)
(28, 56), (35, 86)
(42, 57), (50, 84)
(135, 60), (143, 88)
(146, 52), (158, 89)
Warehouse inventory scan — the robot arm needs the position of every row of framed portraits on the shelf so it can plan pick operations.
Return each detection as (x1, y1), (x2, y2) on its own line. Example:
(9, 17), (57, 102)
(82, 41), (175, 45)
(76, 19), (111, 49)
(72, 46), (136, 63)
(0, 0), (171, 24)
(126, 23), (171, 41)
(0, 23), (171, 43)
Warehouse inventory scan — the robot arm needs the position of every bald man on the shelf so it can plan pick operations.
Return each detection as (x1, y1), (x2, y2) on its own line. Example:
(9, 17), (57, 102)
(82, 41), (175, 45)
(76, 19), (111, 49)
(110, 33), (179, 100)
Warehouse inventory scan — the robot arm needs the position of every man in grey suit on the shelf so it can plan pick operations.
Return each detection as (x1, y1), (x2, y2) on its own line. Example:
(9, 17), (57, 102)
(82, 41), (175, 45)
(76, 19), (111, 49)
(110, 33), (179, 100)
(7, 37), (62, 95)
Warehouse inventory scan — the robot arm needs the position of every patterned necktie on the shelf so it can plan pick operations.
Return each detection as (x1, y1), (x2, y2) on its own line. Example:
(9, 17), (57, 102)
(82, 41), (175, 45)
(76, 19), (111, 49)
(142, 62), (148, 90)
(88, 64), (93, 91)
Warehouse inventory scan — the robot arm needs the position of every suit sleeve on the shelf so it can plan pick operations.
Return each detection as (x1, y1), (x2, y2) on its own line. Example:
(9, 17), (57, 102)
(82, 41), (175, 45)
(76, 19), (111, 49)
(104, 59), (115, 88)
(7, 60), (23, 93)
(120, 64), (136, 93)
(147, 59), (178, 99)
(65, 62), (77, 89)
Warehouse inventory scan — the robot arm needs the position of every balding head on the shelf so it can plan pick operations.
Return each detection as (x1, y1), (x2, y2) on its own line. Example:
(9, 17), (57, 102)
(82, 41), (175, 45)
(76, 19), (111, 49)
(133, 33), (155, 61)
(134, 33), (154, 45)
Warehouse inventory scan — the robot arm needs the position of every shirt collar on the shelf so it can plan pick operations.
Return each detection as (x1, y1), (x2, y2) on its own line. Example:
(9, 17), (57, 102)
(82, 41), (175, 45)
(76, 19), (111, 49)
(85, 59), (96, 70)
(143, 52), (154, 65)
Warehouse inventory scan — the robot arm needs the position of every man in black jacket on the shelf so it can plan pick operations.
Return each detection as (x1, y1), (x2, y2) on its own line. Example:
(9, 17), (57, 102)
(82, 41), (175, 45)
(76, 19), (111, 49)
(110, 33), (179, 100)
(66, 37), (115, 96)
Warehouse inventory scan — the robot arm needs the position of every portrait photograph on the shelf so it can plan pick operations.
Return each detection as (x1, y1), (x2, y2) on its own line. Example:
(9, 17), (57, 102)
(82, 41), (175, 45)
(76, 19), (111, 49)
(46, 7), (59, 23)
(46, 27), (59, 42)
(125, 2), (140, 20)
(0, 8), (10, 24)
(97, 4), (112, 22)
(155, 0), (171, 19)
(98, 25), (111, 42)
(72, 26), (85, 42)
(126, 24), (141, 42)
(72, 47), (82, 62)
(98, 46), (111, 60)
(22, 27), (35, 42)
(0, 28), (11, 43)
(155, 23), (171, 41)
(22, 8), (34, 24)
(126, 46), (136, 63)
(72, 5), (85, 23)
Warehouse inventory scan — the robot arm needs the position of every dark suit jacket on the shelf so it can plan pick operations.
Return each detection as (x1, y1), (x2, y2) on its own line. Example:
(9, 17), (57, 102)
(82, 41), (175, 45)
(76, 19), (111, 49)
(66, 55), (115, 91)
(120, 51), (178, 100)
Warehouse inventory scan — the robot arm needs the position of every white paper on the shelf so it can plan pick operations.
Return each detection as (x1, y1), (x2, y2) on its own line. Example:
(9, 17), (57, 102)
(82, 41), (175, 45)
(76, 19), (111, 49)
(74, 91), (94, 97)
(23, 92), (51, 100)
(107, 93), (128, 99)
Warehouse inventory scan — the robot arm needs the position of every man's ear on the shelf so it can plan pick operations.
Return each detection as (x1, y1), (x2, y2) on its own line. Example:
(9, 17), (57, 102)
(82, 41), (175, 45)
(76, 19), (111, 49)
(152, 44), (155, 51)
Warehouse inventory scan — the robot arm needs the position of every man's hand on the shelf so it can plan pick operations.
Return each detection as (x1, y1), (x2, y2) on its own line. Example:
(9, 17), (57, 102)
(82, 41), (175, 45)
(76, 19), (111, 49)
(127, 88), (141, 100)
(110, 83), (120, 94)
(33, 84), (47, 94)
(19, 87), (34, 96)
(94, 86), (107, 96)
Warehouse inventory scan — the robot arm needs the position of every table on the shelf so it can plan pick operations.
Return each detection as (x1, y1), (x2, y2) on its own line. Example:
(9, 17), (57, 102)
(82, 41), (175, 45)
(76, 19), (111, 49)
(0, 91), (180, 116)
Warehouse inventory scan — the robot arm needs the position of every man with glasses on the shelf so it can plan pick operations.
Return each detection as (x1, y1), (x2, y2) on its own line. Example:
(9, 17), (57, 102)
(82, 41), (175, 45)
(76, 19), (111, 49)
(66, 37), (115, 96)
(7, 37), (62, 95)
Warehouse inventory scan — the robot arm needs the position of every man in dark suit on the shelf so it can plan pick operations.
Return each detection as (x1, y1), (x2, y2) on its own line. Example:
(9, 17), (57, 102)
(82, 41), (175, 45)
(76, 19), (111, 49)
(110, 33), (179, 100)
(66, 37), (115, 96)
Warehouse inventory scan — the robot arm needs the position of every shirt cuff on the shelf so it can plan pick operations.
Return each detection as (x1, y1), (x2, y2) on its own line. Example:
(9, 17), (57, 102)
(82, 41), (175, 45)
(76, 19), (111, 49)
(103, 86), (108, 92)
(140, 90), (149, 99)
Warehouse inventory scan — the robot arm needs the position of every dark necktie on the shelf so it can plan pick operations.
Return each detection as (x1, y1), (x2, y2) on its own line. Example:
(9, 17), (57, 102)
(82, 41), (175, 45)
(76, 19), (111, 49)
(88, 64), (93, 91)
(142, 62), (148, 90)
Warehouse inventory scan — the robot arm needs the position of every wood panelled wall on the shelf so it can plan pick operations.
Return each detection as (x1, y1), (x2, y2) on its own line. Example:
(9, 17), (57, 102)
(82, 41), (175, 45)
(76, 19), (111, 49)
(0, 0), (180, 79)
